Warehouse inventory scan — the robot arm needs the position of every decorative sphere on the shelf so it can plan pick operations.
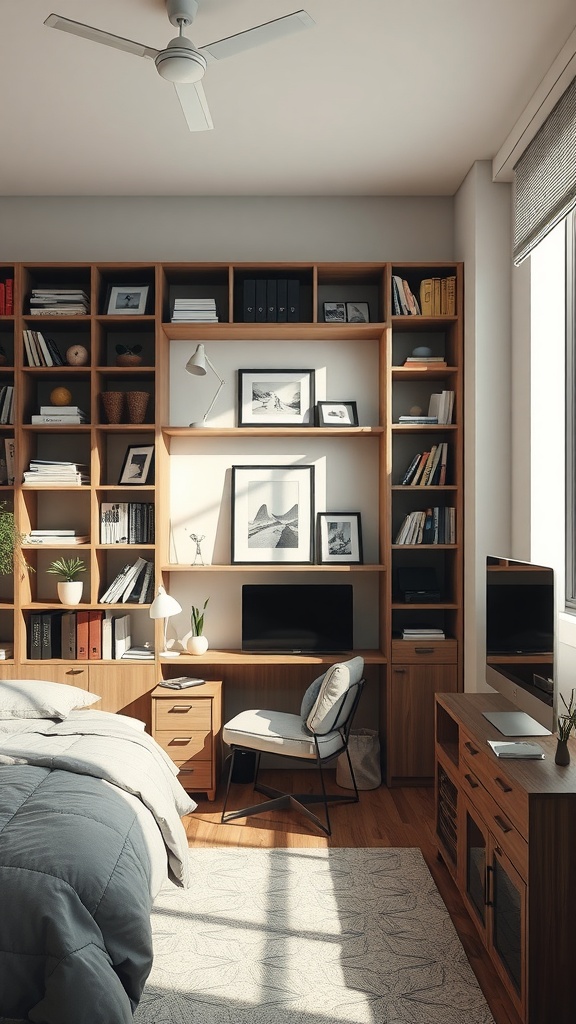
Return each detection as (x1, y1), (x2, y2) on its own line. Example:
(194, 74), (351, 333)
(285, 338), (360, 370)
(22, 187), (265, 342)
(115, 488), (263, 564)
(50, 386), (73, 406)
(66, 344), (89, 366)
(412, 345), (433, 358)
(409, 405), (423, 416)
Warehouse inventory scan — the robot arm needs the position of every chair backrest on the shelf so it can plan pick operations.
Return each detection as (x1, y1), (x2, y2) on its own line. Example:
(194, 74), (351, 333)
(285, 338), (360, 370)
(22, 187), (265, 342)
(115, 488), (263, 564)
(301, 655), (365, 736)
(330, 676), (365, 741)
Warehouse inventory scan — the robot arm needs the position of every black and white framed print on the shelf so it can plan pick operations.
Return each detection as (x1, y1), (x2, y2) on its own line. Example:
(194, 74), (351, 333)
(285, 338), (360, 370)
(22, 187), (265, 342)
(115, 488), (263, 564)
(107, 285), (149, 315)
(323, 301), (346, 323)
(237, 369), (315, 426)
(316, 400), (359, 427)
(231, 464), (315, 563)
(118, 444), (154, 485)
(345, 301), (370, 323)
(317, 512), (363, 564)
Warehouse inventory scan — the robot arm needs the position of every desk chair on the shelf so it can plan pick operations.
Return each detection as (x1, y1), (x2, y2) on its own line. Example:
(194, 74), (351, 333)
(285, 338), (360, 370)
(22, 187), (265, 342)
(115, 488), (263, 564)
(221, 657), (365, 836)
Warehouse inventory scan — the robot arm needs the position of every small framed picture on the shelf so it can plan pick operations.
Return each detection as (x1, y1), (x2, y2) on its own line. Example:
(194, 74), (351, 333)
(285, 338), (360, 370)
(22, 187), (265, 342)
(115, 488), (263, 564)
(316, 400), (359, 427)
(323, 301), (346, 323)
(107, 285), (149, 315)
(118, 444), (155, 485)
(346, 301), (370, 323)
(238, 369), (315, 427)
(317, 512), (363, 564)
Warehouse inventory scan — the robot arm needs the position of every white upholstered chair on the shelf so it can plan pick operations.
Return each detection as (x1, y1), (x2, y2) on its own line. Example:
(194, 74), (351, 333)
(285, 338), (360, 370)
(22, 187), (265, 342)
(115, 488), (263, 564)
(220, 656), (365, 836)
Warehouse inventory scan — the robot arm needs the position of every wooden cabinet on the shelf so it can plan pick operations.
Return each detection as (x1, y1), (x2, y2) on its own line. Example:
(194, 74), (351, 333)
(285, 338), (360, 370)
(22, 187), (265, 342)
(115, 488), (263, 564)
(436, 691), (576, 1024)
(151, 680), (222, 801)
(389, 653), (457, 781)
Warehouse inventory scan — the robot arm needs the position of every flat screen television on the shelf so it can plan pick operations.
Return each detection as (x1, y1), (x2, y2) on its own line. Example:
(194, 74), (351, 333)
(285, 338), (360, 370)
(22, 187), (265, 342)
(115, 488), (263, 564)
(485, 556), (555, 733)
(242, 584), (353, 654)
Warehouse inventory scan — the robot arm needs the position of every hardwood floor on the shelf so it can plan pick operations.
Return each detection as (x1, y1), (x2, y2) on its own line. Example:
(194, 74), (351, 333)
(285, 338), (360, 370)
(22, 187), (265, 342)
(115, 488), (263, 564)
(184, 770), (521, 1024)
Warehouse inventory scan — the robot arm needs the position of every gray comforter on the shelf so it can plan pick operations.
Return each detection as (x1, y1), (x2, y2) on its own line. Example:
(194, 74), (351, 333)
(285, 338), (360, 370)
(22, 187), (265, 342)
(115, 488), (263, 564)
(0, 712), (197, 1024)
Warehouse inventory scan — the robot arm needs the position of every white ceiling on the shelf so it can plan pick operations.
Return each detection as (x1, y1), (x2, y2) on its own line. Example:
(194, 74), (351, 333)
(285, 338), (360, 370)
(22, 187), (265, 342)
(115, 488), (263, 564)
(1, 0), (575, 197)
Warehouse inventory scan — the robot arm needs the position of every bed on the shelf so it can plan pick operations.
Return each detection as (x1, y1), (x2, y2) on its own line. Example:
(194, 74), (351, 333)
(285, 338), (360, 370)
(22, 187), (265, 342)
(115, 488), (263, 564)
(0, 678), (197, 1024)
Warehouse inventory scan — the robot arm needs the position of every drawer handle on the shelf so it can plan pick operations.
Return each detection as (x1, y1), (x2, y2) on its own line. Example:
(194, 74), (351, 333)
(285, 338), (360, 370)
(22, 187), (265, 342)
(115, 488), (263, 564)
(494, 814), (512, 834)
(464, 772), (479, 789)
(170, 705), (192, 713)
(495, 776), (512, 794)
(170, 737), (192, 744)
(464, 741), (479, 756)
(414, 647), (434, 654)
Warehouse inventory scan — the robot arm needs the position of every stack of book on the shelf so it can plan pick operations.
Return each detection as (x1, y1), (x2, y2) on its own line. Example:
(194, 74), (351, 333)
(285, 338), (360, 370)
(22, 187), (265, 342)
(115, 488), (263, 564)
(24, 529), (89, 545)
(31, 405), (87, 425)
(171, 298), (218, 322)
(121, 643), (155, 660)
(0, 276), (14, 315)
(403, 355), (447, 368)
(23, 459), (89, 486)
(0, 385), (14, 424)
(401, 627), (446, 640)
(419, 276), (456, 316)
(401, 443), (448, 485)
(22, 330), (65, 367)
(28, 288), (89, 315)
(100, 502), (155, 544)
(394, 506), (456, 545)
(100, 556), (154, 604)
(392, 275), (421, 315)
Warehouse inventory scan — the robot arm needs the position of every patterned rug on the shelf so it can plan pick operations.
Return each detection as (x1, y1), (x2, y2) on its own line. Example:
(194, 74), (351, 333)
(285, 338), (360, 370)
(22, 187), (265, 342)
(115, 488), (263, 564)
(135, 847), (494, 1024)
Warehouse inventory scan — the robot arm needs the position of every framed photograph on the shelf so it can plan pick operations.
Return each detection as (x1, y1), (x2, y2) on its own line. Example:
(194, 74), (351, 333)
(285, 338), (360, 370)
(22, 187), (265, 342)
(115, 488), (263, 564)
(118, 444), (155, 485)
(107, 284), (149, 315)
(317, 512), (363, 564)
(323, 301), (346, 323)
(316, 400), (359, 427)
(231, 464), (315, 563)
(346, 301), (370, 323)
(237, 369), (315, 427)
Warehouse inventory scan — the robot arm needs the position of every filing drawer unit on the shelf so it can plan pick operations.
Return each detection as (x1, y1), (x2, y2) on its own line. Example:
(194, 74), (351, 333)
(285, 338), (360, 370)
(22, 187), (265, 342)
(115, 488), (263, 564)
(151, 681), (222, 801)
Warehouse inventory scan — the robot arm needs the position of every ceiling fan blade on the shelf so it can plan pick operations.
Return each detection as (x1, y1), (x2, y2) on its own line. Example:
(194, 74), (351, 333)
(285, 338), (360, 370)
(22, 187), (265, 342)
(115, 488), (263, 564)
(199, 9), (314, 64)
(44, 14), (159, 60)
(174, 82), (214, 132)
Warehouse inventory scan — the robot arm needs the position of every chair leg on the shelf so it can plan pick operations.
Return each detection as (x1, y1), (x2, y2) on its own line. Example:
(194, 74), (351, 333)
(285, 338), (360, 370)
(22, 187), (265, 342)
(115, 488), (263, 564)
(220, 747), (237, 824)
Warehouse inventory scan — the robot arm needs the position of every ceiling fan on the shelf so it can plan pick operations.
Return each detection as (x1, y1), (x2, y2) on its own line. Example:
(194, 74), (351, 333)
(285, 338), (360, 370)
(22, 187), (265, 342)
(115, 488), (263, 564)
(44, 0), (315, 132)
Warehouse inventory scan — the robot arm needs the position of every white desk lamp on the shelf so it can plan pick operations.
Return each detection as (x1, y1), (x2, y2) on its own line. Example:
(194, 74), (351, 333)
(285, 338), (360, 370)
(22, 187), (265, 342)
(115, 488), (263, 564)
(185, 343), (226, 427)
(149, 585), (182, 658)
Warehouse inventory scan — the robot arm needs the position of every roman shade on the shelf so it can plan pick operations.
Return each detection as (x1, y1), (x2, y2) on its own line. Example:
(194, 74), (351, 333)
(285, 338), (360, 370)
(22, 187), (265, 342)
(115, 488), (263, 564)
(513, 74), (576, 264)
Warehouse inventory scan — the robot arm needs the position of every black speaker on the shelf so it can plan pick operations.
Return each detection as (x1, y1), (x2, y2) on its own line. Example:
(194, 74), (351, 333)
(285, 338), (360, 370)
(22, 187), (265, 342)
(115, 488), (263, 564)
(397, 567), (440, 601)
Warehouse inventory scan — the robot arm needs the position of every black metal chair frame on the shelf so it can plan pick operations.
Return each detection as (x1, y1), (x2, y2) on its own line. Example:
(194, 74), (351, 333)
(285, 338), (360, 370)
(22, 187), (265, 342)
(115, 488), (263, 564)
(220, 677), (365, 836)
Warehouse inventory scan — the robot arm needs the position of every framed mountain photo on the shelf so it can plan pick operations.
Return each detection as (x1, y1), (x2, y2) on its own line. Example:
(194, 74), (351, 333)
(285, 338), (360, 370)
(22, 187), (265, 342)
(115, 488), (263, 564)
(237, 369), (315, 426)
(231, 464), (314, 564)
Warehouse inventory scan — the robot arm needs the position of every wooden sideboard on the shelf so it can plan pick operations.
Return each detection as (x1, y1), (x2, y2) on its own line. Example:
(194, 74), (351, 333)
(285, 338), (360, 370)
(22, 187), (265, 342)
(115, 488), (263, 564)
(435, 691), (576, 1024)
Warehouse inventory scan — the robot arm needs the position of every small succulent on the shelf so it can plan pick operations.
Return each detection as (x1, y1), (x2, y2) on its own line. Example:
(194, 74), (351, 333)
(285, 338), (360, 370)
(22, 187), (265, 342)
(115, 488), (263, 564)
(47, 557), (87, 582)
(190, 598), (209, 637)
(115, 344), (142, 356)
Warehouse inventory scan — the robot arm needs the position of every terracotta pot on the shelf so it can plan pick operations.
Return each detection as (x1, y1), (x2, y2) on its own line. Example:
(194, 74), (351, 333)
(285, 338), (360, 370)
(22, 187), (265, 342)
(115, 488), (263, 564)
(101, 391), (124, 423)
(126, 391), (150, 424)
(116, 354), (143, 366)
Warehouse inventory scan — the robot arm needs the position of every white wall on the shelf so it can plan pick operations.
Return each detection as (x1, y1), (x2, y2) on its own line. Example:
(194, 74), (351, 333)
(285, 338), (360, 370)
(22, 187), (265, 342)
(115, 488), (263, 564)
(0, 196), (453, 262)
(454, 161), (513, 693)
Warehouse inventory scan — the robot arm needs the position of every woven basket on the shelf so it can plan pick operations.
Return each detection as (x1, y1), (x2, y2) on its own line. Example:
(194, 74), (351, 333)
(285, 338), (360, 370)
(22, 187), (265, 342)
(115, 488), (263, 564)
(126, 391), (150, 424)
(101, 391), (124, 424)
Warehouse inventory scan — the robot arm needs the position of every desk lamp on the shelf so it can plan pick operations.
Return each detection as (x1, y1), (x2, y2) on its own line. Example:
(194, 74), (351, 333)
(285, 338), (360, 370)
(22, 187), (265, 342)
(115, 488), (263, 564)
(149, 585), (182, 658)
(185, 343), (226, 427)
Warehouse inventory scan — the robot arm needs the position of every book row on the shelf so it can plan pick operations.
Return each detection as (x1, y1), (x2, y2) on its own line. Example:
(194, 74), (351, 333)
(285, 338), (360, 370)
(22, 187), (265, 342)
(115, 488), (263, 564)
(0, 385), (14, 425)
(100, 502), (155, 544)
(22, 329), (66, 367)
(28, 609), (135, 660)
(100, 556), (154, 604)
(0, 277), (14, 316)
(394, 506), (456, 545)
(242, 279), (300, 323)
(401, 443), (449, 486)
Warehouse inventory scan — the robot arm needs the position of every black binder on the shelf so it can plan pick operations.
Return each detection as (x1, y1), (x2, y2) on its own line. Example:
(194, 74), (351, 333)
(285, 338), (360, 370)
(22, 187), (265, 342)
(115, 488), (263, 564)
(242, 279), (256, 322)
(287, 279), (299, 322)
(266, 279), (277, 322)
(277, 278), (287, 322)
(255, 279), (267, 322)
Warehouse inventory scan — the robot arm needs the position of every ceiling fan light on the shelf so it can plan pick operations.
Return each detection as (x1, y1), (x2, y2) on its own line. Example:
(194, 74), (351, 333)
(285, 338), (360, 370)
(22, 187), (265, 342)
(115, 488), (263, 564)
(155, 41), (206, 83)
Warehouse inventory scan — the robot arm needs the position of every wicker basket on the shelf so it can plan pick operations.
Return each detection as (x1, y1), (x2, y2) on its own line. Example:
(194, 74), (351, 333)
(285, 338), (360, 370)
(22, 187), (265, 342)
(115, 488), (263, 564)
(126, 391), (150, 424)
(100, 391), (124, 423)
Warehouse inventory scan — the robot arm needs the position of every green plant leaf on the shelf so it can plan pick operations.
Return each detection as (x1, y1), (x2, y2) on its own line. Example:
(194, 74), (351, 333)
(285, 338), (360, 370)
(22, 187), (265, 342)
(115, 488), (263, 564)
(46, 556), (87, 582)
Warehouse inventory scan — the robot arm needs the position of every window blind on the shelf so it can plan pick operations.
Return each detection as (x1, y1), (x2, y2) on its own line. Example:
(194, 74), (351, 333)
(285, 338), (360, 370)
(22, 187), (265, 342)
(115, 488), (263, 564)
(513, 75), (576, 265)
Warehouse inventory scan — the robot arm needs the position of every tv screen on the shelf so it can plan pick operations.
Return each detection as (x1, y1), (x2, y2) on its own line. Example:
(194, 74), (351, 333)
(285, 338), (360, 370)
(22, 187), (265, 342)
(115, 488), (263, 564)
(485, 556), (555, 730)
(242, 584), (353, 653)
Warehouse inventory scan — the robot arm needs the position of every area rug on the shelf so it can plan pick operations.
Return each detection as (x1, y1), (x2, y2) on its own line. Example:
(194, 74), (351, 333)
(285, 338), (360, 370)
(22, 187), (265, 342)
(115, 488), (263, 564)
(134, 847), (494, 1024)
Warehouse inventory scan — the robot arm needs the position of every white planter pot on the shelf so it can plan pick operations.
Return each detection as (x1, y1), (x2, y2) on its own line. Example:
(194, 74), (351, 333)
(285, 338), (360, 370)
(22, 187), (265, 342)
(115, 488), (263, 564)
(186, 634), (208, 656)
(57, 580), (83, 605)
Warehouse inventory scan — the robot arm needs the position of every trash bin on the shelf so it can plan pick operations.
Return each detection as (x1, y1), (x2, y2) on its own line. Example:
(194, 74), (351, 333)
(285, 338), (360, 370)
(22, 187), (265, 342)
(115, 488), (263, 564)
(336, 728), (381, 790)
(230, 750), (257, 783)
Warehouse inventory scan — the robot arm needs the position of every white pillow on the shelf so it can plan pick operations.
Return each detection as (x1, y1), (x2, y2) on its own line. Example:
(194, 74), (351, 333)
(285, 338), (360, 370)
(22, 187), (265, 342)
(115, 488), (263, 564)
(305, 656), (364, 735)
(0, 679), (100, 720)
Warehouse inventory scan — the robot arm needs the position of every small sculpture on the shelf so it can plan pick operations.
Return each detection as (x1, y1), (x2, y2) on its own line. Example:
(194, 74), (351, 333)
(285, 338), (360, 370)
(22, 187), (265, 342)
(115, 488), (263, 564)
(189, 532), (205, 565)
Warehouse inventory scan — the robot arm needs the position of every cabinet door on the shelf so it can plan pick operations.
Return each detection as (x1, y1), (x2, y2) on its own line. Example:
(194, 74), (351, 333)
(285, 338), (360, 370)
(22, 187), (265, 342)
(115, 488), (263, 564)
(489, 842), (526, 1016)
(89, 664), (155, 724)
(389, 663), (457, 781)
(462, 795), (489, 935)
(19, 664), (90, 689)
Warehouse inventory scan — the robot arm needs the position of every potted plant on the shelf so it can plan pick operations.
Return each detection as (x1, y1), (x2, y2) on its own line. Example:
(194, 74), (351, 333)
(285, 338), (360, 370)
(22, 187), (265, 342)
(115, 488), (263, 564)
(47, 556), (87, 605)
(555, 688), (576, 765)
(0, 501), (31, 577)
(115, 343), (143, 367)
(187, 598), (209, 655)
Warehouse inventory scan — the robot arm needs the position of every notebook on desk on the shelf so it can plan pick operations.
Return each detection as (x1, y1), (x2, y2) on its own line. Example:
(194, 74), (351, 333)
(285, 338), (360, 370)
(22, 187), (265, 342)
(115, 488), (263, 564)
(487, 740), (546, 758)
(482, 710), (552, 737)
